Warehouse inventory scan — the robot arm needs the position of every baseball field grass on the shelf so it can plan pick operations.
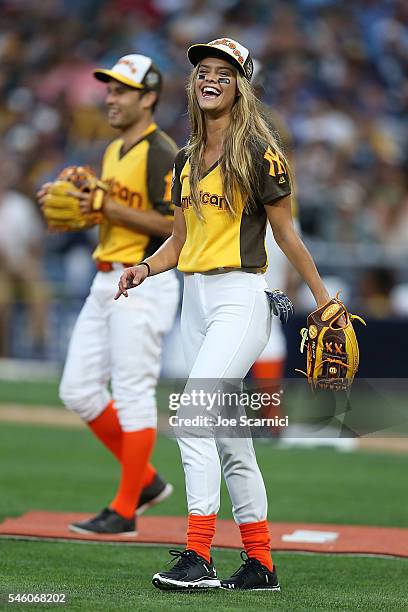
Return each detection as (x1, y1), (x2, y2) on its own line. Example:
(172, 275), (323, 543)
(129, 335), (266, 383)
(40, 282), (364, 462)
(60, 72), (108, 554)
(0, 381), (407, 610)
(2, 541), (407, 611)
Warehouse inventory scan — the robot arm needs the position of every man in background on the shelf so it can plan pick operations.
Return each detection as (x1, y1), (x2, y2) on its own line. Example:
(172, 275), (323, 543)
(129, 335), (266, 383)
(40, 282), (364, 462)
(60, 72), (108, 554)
(38, 55), (179, 535)
(0, 151), (49, 358)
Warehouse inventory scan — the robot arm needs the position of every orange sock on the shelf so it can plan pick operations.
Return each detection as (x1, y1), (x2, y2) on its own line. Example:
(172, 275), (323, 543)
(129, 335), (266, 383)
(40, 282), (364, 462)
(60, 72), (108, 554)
(251, 358), (284, 380)
(186, 514), (217, 563)
(88, 401), (122, 460)
(88, 402), (157, 487)
(239, 520), (273, 570)
(110, 428), (156, 519)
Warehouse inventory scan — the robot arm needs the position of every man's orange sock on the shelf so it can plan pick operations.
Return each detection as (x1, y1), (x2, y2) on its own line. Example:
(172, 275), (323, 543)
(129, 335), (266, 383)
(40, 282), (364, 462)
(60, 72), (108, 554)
(186, 514), (217, 563)
(88, 402), (157, 488)
(88, 401), (122, 460)
(239, 520), (273, 570)
(110, 428), (156, 519)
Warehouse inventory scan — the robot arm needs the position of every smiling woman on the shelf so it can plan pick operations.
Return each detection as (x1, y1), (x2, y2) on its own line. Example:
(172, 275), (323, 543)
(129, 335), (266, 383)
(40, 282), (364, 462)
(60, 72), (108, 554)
(197, 60), (235, 90)
(185, 50), (290, 223)
(116, 37), (331, 593)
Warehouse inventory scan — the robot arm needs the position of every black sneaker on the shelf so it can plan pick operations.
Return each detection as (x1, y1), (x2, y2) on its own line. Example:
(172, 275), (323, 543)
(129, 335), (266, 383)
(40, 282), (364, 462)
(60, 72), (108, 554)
(69, 508), (137, 536)
(220, 551), (280, 591)
(137, 473), (174, 516)
(152, 549), (220, 590)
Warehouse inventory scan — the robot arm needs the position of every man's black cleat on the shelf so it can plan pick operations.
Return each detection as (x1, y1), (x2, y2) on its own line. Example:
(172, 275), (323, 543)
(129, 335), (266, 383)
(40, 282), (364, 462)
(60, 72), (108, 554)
(69, 508), (137, 536)
(137, 473), (174, 516)
(152, 549), (220, 590)
(220, 551), (280, 591)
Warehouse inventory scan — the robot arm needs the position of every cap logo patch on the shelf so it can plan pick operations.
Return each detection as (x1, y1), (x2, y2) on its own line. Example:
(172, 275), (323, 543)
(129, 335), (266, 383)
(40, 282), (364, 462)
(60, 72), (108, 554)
(145, 71), (159, 87)
(117, 59), (137, 74)
(208, 38), (246, 65)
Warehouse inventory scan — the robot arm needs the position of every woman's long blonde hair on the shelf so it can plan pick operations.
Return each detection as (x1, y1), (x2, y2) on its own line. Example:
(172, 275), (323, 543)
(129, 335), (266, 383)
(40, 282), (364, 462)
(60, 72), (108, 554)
(186, 64), (290, 217)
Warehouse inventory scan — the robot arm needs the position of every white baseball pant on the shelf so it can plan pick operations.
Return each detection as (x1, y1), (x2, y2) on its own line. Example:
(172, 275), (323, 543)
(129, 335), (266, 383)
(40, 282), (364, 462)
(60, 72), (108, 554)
(177, 270), (272, 524)
(59, 266), (179, 431)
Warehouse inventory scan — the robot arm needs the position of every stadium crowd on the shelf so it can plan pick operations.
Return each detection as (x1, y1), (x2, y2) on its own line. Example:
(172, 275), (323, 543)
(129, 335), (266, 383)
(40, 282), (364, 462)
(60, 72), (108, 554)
(0, 0), (407, 356)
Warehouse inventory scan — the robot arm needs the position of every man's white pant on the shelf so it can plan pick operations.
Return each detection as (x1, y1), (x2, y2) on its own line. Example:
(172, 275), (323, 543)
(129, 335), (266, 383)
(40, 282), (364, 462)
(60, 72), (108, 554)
(177, 271), (271, 524)
(60, 267), (179, 431)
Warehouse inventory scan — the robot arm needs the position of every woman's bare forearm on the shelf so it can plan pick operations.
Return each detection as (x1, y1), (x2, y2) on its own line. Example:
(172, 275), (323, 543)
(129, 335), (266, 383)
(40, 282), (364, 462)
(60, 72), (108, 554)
(274, 228), (329, 306)
(265, 197), (330, 307)
(142, 234), (184, 276)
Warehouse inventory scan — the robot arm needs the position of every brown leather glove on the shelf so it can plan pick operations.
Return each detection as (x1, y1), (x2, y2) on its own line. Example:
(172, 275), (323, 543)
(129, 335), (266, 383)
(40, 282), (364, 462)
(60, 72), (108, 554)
(41, 166), (108, 231)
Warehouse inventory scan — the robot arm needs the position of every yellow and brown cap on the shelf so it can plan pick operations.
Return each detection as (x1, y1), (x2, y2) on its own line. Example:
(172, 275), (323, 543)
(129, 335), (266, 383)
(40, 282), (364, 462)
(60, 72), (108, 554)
(187, 38), (254, 81)
(94, 54), (162, 92)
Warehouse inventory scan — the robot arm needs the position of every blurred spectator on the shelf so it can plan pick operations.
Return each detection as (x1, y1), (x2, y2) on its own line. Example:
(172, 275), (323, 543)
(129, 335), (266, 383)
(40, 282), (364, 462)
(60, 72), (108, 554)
(0, 151), (50, 356)
(366, 165), (408, 248)
(391, 283), (408, 317)
(1, 0), (406, 244)
(0, 0), (407, 352)
(357, 267), (396, 318)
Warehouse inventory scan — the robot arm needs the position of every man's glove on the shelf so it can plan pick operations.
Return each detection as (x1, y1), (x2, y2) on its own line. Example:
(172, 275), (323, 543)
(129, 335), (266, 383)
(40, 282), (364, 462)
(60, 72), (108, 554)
(42, 166), (108, 231)
(297, 293), (366, 391)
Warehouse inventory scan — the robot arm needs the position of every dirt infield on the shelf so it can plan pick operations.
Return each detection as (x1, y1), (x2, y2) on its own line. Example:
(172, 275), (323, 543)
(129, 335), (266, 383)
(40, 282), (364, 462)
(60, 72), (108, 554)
(0, 404), (83, 427)
(0, 511), (407, 558)
(1, 404), (407, 454)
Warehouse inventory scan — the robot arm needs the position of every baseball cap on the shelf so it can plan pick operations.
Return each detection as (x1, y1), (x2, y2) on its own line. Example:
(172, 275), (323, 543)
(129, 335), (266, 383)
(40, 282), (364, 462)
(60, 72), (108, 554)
(93, 54), (162, 92)
(187, 38), (254, 81)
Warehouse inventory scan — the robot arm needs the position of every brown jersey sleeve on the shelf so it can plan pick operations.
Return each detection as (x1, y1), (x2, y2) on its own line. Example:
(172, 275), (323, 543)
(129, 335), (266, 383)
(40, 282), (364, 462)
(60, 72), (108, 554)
(257, 145), (291, 206)
(171, 148), (188, 207)
(146, 131), (178, 216)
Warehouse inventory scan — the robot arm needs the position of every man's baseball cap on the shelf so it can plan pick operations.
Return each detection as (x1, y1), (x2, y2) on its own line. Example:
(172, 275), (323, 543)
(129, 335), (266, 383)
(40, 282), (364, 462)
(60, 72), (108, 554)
(187, 38), (254, 81)
(93, 54), (162, 92)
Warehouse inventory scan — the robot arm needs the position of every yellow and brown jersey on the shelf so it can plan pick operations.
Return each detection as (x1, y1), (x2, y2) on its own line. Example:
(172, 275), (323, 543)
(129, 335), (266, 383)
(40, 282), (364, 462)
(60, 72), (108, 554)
(172, 145), (291, 273)
(262, 105), (298, 219)
(93, 123), (177, 264)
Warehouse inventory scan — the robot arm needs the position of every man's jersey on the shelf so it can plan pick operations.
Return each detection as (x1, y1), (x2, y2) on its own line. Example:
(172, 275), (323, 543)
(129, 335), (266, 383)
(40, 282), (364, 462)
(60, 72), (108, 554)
(172, 145), (291, 273)
(93, 123), (178, 264)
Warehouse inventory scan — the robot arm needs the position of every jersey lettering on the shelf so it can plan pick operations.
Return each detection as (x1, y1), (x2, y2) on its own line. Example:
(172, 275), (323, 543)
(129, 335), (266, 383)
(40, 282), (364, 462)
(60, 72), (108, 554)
(181, 191), (227, 211)
(106, 178), (142, 208)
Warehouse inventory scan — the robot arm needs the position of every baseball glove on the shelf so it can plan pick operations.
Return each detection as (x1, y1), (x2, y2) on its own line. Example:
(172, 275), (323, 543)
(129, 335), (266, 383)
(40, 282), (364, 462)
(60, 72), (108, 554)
(297, 293), (366, 391)
(42, 166), (108, 231)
